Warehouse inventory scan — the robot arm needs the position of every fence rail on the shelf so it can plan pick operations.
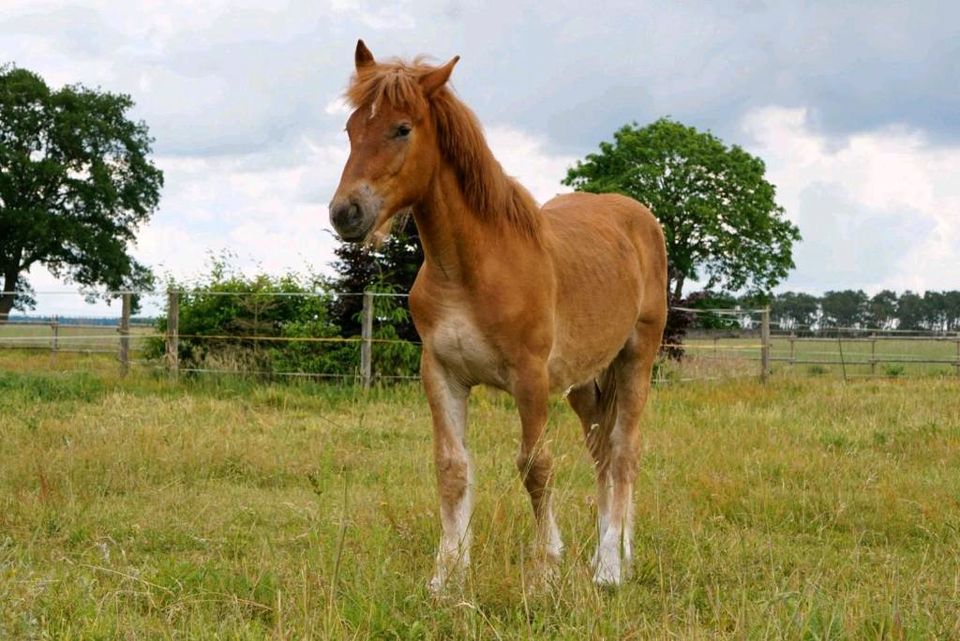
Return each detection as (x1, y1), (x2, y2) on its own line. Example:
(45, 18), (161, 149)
(2, 290), (959, 385)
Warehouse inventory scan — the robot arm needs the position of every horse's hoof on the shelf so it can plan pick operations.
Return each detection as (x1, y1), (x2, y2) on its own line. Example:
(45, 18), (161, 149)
(428, 575), (445, 596)
(428, 569), (465, 597)
(592, 562), (622, 588)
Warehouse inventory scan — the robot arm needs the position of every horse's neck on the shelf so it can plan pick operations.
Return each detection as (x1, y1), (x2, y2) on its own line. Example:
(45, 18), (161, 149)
(412, 165), (501, 283)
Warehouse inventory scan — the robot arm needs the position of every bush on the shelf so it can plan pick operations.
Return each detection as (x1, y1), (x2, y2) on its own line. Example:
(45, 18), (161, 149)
(146, 256), (421, 382)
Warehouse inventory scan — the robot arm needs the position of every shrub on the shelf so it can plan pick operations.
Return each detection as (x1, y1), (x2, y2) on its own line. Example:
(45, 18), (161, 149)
(146, 256), (421, 382)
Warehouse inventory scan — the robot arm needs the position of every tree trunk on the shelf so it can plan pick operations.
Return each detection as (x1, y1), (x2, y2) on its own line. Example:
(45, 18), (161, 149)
(670, 273), (685, 305)
(0, 263), (19, 324)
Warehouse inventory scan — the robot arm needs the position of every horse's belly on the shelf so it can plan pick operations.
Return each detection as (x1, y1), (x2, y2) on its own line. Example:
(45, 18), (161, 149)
(546, 341), (621, 393)
(546, 305), (640, 392)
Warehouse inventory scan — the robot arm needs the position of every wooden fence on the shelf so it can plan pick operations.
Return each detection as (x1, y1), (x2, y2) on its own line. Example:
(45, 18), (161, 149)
(3, 292), (959, 385)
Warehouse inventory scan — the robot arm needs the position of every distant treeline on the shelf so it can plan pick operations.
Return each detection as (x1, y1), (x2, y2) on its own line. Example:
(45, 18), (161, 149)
(686, 289), (960, 332)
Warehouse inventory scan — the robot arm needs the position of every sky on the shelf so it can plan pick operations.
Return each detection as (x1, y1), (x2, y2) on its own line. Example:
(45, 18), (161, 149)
(2, 0), (959, 315)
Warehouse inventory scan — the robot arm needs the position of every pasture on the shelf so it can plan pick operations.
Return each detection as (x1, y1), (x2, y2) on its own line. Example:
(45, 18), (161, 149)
(1, 350), (959, 639)
(0, 321), (156, 353)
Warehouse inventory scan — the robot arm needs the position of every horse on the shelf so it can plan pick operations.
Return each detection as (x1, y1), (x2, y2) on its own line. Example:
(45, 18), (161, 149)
(329, 40), (668, 590)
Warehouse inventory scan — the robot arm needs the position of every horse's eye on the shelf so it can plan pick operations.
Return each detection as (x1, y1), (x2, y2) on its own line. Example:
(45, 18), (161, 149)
(395, 124), (412, 138)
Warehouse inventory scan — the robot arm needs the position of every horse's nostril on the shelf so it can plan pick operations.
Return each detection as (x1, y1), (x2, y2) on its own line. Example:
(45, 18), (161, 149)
(331, 201), (368, 240)
(347, 203), (360, 226)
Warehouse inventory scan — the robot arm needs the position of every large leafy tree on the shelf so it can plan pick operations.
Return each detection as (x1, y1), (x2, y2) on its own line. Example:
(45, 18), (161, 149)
(564, 118), (800, 303)
(0, 65), (163, 320)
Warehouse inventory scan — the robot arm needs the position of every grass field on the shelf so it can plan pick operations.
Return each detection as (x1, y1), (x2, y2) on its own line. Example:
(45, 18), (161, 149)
(0, 322), (157, 353)
(1, 351), (959, 639)
(680, 335), (960, 381)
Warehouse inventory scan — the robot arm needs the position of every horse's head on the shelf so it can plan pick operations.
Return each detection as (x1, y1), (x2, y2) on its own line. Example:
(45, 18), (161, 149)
(329, 40), (459, 243)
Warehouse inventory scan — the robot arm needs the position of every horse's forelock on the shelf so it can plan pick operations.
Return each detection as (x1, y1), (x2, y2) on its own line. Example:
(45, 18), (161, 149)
(345, 58), (433, 117)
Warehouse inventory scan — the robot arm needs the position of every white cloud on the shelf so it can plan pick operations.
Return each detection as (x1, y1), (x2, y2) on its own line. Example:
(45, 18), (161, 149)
(485, 125), (575, 204)
(742, 107), (960, 294)
(330, 0), (418, 31)
(324, 95), (351, 116)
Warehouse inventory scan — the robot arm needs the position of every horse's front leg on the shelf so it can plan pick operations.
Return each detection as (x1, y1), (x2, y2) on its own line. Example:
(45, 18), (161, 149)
(513, 363), (563, 567)
(421, 351), (473, 594)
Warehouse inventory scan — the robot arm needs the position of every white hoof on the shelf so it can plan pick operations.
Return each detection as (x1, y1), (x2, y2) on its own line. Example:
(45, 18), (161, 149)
(593, 536), (623, 587)
(429, 554), (466, 596)
(593, 560), (622, 587)
(428, 574), (448, 595)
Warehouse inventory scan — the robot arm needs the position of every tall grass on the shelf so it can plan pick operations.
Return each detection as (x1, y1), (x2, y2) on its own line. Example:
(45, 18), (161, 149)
(1, 356), (958, 639)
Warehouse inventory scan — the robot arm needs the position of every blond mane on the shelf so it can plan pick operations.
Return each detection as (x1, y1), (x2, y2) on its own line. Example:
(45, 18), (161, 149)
(346, 58), (542, 238)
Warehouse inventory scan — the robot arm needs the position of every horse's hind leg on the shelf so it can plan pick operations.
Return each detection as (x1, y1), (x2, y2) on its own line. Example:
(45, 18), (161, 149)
(594, 321), (661, 586)
(566, 379), (613, 568)
(422, 351), (473, 594)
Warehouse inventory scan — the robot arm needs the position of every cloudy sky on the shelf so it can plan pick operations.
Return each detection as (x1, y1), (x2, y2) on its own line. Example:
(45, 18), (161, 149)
(3, 0), (958, 314)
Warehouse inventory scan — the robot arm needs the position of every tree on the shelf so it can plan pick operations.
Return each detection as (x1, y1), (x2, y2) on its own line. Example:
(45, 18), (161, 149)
(771, 291), (820, 330)
(866, 290), (898, 329)
(564, 118), (800, 303)
(896, 291), (925, 331)
(820, 290), (868, 328)
(327, 215), (422, 342)
(0, 65), (163, 321)
(922, 290), (947, 332)
(944, 290), (960, 331)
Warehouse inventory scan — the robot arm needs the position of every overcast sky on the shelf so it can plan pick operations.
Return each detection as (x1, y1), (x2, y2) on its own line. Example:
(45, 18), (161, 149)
(3, 0), (959, 314)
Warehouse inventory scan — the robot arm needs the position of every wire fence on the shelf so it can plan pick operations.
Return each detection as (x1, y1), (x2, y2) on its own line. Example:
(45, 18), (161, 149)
(1, 289), (958, 385)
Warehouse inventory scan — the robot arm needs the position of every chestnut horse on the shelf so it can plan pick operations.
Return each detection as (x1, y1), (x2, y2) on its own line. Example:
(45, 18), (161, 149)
(329, 41), (667, 589)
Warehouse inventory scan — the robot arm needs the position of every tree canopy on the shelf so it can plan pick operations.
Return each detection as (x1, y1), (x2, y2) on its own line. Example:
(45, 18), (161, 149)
(0, 64), (163, 320)
(563, 118), (800, 302)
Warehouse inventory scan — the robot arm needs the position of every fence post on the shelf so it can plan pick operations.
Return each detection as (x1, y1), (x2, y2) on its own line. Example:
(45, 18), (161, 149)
(166, 288), (179, 379)
(870, 336), (877, 377)
(51, 316), (60, 354)
(360, 291), (373, 389)
(119, 293), (131, 376)
(760, 307), (770, 383)
(789, 333), (796, 368)
(955, 338), (960, 378)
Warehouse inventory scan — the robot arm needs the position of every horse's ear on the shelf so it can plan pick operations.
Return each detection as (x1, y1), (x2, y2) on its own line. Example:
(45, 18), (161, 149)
(355, 39), (375, 70)
(420, 56), (460, 96)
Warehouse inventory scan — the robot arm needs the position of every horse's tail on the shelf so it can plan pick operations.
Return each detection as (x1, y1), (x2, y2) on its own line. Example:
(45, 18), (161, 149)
(591, 362), (620, 473)
(596, 364), (619, 430)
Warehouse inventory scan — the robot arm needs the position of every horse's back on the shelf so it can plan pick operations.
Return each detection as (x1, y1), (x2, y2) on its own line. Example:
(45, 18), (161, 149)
(542, 192), (667, 315)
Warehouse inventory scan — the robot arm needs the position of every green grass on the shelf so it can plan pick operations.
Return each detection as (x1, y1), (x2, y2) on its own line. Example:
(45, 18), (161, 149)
(1, 352), (959, 638)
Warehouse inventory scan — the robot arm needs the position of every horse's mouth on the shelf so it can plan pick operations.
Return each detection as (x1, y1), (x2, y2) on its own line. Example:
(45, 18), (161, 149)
(338, 228), (370, 243)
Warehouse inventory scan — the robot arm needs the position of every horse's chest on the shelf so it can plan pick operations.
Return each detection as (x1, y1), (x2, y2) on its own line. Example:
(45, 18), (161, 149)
(426, 311), (508, 389)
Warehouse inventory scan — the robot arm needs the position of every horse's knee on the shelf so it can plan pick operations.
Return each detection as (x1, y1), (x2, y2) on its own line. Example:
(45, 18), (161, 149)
(435, 450), (469, 504)
(516, 449), (553, 499)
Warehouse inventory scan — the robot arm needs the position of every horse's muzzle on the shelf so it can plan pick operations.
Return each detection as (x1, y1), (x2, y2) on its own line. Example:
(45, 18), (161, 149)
(329, 200), (372, 242)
